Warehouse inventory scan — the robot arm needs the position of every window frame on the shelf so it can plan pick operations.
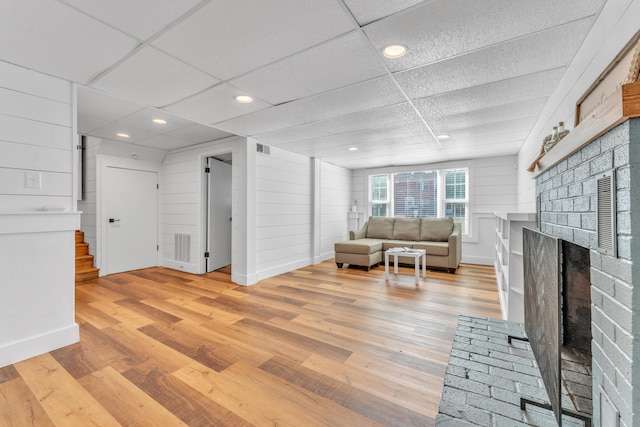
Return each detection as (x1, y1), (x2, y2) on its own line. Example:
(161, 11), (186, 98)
(367, 166), (470, 235)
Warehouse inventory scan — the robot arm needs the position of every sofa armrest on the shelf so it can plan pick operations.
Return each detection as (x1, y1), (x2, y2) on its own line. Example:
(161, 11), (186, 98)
(350, 221), (368, 240)
(448, 223), (462, 269)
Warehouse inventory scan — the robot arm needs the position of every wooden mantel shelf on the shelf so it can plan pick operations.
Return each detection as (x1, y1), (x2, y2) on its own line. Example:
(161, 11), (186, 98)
(532, 82), (640, 178)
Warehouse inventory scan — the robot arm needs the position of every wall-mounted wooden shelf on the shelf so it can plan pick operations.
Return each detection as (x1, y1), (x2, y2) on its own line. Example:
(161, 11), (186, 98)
(531, 82), (640, 178)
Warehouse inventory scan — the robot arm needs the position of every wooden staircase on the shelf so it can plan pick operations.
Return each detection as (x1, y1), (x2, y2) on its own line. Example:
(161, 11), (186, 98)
(75, 230), (99, 282)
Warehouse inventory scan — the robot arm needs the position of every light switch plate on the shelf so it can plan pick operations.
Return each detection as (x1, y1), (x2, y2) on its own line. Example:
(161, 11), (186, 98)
(25, 171), (41, 189)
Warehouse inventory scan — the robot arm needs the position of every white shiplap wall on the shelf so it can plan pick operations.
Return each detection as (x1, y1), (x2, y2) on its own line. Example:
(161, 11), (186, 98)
(0, 61), (74, 212)
(256, 145), (313, 279)
(319, 161), (351, 259)
(351, 155), (518, 265)
(516, 0), (640, 210)
(160, 136), (243, 276)
(0, 60), (79, 367)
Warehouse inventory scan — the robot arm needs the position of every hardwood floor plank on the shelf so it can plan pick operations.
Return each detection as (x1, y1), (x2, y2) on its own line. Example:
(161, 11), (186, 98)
(0, 376), (54, 427)
(14, 353), (120, 426)
(123, 366), (251, 426)
(79, 366), (189, 427)
(259, 355), (434, 427)
(3, 262), (501, 426)
(174, 361), (385, 427)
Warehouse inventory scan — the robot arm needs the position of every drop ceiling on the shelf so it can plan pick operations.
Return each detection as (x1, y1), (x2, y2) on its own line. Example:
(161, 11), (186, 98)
(0, 0), (606, 169)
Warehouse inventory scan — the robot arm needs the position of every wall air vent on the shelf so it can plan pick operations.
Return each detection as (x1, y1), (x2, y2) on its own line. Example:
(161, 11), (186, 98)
(257, 143), (270, 155)
(596, 170), (617, 256)
(174, 233), (191, 262)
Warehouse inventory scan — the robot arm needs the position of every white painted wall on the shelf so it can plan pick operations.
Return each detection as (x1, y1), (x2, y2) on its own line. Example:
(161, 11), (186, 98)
(351, 155), (518, 265)
(159, 136), (256, 284)
(255, 145), (313, 279)
(0, 61), (79, 367)
(517, 0), (640, 210)
(319, 161), (351, 260)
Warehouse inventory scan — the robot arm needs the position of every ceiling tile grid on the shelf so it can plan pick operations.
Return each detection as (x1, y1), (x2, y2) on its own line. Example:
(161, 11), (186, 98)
(0, 0), (607, 169)
(91, 46), (220, 108)
(151, 0), (356, 80)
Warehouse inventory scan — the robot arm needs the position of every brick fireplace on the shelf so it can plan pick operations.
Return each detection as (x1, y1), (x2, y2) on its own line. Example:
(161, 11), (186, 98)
(535, 118), (639, 427)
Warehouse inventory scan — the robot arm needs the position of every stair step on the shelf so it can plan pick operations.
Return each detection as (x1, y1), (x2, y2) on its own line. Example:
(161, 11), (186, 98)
(75, 230), (84, 244)
(76, 242), (89, 256)
(76, 267), (99, 282)
(75, 254), (95, 269)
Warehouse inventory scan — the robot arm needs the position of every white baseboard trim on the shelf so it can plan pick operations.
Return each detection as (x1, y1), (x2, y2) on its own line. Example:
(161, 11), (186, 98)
(162, 259), (200, 275)
(256, 258), (312, 282)
(232, 271), (259, 286)
(462, 255), (493, 266)
(0, 323), (79, 368)
(314, 252), (334, 264)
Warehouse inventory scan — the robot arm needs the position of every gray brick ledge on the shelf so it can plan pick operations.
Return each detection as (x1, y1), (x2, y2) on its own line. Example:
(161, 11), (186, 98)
(436, 315), (583, 427)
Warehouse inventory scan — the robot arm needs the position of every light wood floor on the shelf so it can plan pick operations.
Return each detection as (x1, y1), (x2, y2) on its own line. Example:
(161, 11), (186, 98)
(0, 261), (500, 427)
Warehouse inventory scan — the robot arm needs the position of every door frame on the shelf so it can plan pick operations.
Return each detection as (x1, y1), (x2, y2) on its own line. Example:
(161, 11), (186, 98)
(204, 154), (233, 273)
(199, 149), (235, 275)
(96, 155), (162, 276)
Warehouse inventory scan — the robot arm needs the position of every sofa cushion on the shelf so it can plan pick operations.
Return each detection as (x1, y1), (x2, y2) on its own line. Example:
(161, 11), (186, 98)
(335, 239), (384, 255)
(420, 217), (453, 242)
(382, 241), (413, 251)
(392, 218), (421, 240)
(366, 217), (395, 239)
(413, 241), (449, 256)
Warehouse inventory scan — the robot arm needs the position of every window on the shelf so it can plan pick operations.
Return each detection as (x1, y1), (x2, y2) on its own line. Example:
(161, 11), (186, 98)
(370, 174), (389, 217)
(393, 171), (437, 218)
(444, 169), (468, 233)
(368, 168), (469, 234)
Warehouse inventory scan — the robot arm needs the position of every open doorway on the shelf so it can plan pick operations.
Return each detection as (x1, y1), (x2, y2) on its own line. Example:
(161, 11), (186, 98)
(204, 155), (232, 273)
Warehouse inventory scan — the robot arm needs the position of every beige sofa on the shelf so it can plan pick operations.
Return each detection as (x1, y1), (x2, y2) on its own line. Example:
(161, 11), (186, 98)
(334, 216), (462, 273)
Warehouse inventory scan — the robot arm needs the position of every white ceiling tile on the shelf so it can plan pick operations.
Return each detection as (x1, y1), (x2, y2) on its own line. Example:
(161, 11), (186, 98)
(152, 0), (355, 80)
(92, 46), (219, 107)
(230, 31), (387, 105)
(88, 121), (155, 143)
(396, 19), (595, 100)
(134, 134), (197, 151)
(61, 0), (202, 40)
(414, 68), (565, 119)
(77, 87), (143, 121)
(77, 114), (110, 134)
(217, 76), (405, 135)
(0, 0), (138, 83)
(365, 0), (605, 71)
(342, 0), (426, 25)
(428, 98), (548, 134)
(116, 108), (194, 133)
(446, 117), (539, 139)
(166, 124), (234, 144)
(165, 83), (272, 125)
(256, 103), (418, 145)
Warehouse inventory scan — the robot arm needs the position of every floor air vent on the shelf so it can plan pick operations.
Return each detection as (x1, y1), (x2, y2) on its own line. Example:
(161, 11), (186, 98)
(596, 170), (616, 256)
(174, 233), (191, 262)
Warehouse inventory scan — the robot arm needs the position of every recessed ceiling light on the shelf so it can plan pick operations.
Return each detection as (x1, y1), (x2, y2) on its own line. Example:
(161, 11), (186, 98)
(348, 147), (359, 151)
(116, 133), (130, 139)
(382, 44), (407, 59)
(235, 95), (253, 104)
(437, 134), (450, 140)
(152, 119), (167, 125)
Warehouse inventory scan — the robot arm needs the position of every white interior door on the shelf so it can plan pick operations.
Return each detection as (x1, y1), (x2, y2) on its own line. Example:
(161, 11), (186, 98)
(106, 166), (158, 274)
(207, 157), (232, 272)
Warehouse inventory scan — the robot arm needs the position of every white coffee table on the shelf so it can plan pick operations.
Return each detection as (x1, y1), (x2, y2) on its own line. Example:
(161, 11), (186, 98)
(385, 248), (426, 285)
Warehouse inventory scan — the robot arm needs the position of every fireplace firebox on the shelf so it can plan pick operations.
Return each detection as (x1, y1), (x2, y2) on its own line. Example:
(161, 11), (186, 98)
(517, 227), (592, 426)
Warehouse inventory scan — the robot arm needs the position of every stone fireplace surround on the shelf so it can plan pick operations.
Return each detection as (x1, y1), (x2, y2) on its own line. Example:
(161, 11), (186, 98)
(535, 118), (639, 427)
